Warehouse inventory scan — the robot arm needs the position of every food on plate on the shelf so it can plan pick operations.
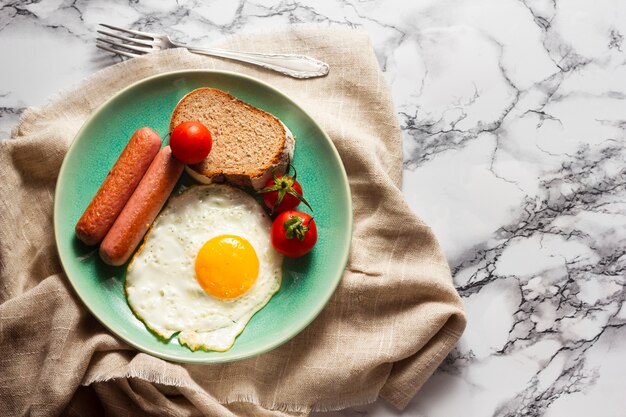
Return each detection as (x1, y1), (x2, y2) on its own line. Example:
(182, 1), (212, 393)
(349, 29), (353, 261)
(170, 87), (294, 190)
(125, 184), (282, 352)
(75, 127), (161, 245)
(271, 210), (317, 258)
(169, 121), (213, 164)
(99, 146), (184, 266)
(258, 163), (311, 214)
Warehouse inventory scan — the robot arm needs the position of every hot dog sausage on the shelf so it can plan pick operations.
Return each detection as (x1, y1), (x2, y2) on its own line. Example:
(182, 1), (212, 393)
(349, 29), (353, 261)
(75, 127), (161, 245)
(99, 146), (184, 266)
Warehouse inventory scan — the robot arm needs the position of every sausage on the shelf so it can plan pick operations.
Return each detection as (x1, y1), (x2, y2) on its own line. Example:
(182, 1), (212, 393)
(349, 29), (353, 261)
(99, 146), (184, 266)
(75, 127), (162, 245)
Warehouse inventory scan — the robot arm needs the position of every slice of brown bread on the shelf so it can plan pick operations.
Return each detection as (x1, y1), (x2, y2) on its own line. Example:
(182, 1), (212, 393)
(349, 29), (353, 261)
(170, 87), (294, 190)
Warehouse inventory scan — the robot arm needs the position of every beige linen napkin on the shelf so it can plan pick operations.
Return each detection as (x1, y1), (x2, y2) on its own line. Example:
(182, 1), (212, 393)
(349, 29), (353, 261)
(0, 25), (465, 416)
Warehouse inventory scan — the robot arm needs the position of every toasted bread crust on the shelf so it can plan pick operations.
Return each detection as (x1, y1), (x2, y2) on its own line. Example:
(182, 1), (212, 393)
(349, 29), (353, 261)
(170, 88), (294, 189)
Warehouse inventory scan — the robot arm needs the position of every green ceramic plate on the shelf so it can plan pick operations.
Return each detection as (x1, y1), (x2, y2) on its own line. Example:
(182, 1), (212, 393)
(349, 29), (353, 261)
(54, 70), (352, 363)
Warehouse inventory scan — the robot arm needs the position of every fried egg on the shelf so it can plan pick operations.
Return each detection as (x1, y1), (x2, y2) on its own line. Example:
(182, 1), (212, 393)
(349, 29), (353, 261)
(125, 184), (282, 351)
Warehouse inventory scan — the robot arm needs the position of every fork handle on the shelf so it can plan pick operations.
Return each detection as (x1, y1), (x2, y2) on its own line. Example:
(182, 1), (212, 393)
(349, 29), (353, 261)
(183, 46), (330, 79)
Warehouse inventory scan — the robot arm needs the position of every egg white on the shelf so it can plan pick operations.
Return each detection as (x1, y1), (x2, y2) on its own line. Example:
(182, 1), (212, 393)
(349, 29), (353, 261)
(125, 184), (282, 351)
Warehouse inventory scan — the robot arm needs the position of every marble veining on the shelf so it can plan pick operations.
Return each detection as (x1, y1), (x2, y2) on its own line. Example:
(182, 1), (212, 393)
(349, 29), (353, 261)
(1, 1), (625, 416)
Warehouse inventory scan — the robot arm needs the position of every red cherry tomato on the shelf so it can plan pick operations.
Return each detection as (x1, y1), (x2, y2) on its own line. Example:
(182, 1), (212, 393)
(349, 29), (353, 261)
(262, 177), (304, 212)
(258, 164), (311, 214)
(271, 210), (317, 257)
(169, 121), (212, 164)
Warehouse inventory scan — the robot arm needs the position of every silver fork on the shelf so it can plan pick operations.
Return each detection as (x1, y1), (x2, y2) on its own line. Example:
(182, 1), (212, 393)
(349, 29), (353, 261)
(96, 23), (329, 79)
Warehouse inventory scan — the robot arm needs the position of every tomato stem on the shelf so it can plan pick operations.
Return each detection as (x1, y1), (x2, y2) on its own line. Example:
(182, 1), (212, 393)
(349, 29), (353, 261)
(283, 216), (309, 241)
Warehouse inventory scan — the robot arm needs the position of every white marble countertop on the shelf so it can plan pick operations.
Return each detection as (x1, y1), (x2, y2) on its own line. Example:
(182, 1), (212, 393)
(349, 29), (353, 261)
(2, 1), (625, 416)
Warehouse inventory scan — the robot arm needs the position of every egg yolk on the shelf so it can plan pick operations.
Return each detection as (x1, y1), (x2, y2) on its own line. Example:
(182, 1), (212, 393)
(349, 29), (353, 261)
(194, 235), (259, 299)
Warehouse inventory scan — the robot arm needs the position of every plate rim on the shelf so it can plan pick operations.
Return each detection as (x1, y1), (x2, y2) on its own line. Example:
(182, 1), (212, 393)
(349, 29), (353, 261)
(53, 69), (353, 364)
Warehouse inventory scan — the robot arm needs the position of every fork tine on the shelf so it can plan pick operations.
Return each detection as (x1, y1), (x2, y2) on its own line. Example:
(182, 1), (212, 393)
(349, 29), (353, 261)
(97, 43), (140, 59)
(97, 37), (153, 53)
(99, 23), (155, 39)
(97, 29), (154, 46)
